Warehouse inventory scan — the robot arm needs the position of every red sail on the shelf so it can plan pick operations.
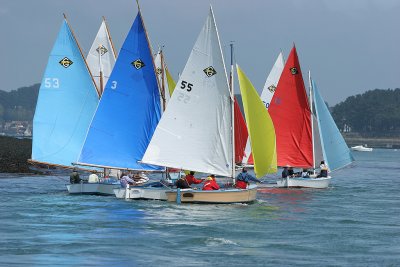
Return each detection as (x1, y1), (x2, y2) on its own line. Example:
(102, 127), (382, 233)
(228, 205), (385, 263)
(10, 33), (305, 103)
(234, 97), (248, 164)
(268, 46), (313, 167)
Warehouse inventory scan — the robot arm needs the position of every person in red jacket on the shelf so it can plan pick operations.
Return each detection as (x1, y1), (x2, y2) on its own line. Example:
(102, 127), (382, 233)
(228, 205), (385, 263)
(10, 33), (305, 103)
(202, 176), (220, 191)
(185, 171), (204, 185)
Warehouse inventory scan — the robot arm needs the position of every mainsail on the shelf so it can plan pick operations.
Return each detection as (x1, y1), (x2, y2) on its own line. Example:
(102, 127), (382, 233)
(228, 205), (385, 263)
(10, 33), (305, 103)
(77, 12), (162, 171)
(86, 17), (117, 95)
(142, 7), (233, 177)
(312, 79), (355, 171)
(237, 65), (277, 177)
(234, 97), (248, 164)
(268, 46), (313, 167)
(31, 18), (99, 167)
(242, 52), (284, 165)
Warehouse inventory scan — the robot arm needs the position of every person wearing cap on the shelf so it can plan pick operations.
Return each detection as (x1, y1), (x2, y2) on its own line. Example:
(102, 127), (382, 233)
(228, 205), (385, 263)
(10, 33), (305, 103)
(175, 174), (191, 189)
(235, 167), (261, 189)
(202, 176), (220, 191)
(69, 168), (81, 184)
(185, 171), (204, 185)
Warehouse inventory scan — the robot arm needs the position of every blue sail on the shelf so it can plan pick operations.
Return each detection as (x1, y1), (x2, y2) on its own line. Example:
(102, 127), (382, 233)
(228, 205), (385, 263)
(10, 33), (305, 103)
(312, 80), (354, 171)
(31, 20), (99, 167)
(77, 13), (163, 171)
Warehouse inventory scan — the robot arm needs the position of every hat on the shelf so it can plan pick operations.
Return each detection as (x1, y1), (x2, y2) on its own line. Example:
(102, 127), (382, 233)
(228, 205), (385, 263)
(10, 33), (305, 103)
(210, 174), (215, 177)
(206, 177), (213, 181)
(189, 171), (195, 175)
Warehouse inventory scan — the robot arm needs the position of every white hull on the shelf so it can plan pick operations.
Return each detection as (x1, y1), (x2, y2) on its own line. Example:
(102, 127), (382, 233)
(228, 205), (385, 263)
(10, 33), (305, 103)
(114, 187), (169, 200)
(67, 183), (120, 195)
(166, 185), (258, 204)
(276, 177), (331, 189)
(351, 145), (373, 152)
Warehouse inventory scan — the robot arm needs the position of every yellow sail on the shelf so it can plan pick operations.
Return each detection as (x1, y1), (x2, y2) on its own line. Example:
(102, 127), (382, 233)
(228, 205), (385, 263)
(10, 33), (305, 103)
(165, 67), (176, 96)
(236, 65), (277, 177)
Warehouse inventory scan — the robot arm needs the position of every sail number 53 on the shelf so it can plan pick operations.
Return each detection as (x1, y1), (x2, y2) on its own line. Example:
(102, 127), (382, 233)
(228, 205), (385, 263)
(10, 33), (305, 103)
(44, 78), (60, 88)
(180, 81), (193, 92)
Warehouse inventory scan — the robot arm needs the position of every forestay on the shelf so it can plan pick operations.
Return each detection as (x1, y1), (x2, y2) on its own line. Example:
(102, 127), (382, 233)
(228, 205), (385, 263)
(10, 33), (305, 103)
(312, 80), (355, 171)
(77, 12), (162, 171)
(142, 7), (233, 177)
(236, 65), (277, 178)
(31, 19), (99, 167)
(86, 18), (116, 95)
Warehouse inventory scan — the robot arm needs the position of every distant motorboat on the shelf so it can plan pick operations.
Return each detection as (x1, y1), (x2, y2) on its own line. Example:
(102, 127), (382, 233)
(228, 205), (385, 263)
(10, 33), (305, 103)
(351, 145), (373, 152)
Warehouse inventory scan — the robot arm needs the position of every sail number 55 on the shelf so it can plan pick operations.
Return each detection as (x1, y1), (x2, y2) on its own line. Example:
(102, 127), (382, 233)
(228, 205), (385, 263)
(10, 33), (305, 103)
(44, 78), (60, 88)
(180, 81), (193, 92)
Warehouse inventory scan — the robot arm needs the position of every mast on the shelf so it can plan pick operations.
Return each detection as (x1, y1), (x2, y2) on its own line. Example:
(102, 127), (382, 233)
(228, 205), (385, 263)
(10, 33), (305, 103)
(230, 42), (235, 180)
(98, 44), (104, 95)
(160, 47), (167, 111)
(63, 13), (100, 98)
(309, 70), (316, 171)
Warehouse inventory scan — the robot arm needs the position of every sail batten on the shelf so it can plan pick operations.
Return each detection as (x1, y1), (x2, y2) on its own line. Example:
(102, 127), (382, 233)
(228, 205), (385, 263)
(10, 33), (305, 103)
(31, 20), (99, 168)
(142, 7), (233, 177)
(78, 12), (162, 171)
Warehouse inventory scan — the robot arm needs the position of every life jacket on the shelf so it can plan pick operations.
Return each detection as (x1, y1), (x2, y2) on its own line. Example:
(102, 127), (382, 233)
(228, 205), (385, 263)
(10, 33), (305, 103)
(236, 180), (247, 189)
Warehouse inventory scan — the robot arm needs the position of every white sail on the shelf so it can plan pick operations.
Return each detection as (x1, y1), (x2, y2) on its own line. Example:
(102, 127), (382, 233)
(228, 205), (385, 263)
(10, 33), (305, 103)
(154, 50), (170, 109)
(86, 19), (116, 94)
(242, 52), (284, 165)
(142, 7), (233, 177)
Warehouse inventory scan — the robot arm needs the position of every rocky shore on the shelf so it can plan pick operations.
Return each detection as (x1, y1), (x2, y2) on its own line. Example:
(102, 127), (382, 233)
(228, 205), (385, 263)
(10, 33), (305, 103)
(0, 136), (32, 173)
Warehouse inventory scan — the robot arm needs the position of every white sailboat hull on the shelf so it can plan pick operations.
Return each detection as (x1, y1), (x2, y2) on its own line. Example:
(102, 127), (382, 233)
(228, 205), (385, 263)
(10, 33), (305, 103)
(114, 187), (168, 200)
(276, 177), (331, 189)
(351, 145), (373, 152)
(165, 185), (257, 204)
(66, 183), (120, 195)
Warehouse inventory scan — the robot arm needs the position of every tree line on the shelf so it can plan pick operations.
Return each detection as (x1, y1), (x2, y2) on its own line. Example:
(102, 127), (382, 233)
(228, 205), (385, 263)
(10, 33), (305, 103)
(1, 84), (399, 136)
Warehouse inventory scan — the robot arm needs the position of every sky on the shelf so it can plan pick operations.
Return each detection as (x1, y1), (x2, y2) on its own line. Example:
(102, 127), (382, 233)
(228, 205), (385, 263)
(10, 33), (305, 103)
(0, 0), (399, 105)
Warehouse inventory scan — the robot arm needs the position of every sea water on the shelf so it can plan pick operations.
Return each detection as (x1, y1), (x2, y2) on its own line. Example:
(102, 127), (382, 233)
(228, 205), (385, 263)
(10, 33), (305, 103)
(0, 149), (399, 266)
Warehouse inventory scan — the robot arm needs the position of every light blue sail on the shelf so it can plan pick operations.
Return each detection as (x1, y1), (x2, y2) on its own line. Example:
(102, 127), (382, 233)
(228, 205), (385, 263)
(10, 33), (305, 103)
(312, 80), (354, 171)
(77, 13), (163, 171)
(32, 20), (99, 167)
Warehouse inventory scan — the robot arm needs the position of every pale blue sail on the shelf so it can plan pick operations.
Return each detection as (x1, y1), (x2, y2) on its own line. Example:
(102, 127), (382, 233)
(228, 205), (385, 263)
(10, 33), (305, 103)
(312, 80), (354, 171)
(77, 13), (163, 171)
(31, 20), (99, 167)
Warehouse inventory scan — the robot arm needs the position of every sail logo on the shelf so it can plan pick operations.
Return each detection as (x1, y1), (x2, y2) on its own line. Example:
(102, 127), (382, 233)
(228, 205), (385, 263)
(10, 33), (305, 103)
(59, 57), (73, 68)
(268, 85), (276, 93)
(290, 67), (298, 75)
(156, 67), (162, 75)
(132, 59), (145, 69)
(96, 45), (108, 56)
(203, 66), (217, 77)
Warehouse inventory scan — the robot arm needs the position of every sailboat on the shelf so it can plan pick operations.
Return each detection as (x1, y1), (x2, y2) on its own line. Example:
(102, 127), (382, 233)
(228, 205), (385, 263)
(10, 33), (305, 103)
(70, 8), (163, 195)
(29, 15), (100, 174)
(270, 46), (354, 188)
(141, 7), (276, 203)
(86, 17), (117, 95)
(241, 52), (285, 166)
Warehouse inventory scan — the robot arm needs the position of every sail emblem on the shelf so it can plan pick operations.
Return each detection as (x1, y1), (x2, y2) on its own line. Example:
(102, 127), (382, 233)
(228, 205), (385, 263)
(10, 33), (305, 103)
(268, 85), (276, 93)
(156, 67), (162, 75)
(59, 57), (73, 68)
(132, 59), (145, 69)
(203, 66), (217, 77)
(96, 45), (108, 56)
(290, 67), (298, 75)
